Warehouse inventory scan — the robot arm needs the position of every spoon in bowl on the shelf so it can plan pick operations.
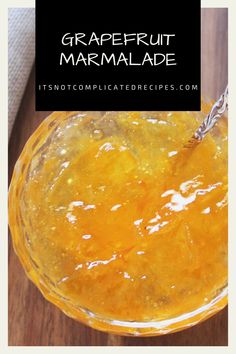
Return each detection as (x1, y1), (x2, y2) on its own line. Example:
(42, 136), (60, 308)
(185, 86), (228, 148)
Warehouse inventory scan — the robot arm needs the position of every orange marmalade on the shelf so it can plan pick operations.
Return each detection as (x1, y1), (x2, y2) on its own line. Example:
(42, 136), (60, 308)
(9, 110), (228, 335)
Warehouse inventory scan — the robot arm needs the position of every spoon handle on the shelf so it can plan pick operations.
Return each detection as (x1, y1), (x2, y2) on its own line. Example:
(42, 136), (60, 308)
(186, 86), (228, 147)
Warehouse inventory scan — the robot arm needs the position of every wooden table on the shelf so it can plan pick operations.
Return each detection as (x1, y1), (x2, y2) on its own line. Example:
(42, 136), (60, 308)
(8, 9), (228, 346)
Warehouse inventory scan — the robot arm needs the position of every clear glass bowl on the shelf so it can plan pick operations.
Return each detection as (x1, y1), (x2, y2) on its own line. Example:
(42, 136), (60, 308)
(9, 108), (227, 336)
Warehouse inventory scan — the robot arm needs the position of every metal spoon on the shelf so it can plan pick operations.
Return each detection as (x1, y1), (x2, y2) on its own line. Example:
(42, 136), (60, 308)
(185, 86), (228, 148)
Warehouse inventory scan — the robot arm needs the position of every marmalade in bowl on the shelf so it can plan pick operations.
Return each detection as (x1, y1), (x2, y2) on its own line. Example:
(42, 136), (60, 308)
(9, 109), (227, 335)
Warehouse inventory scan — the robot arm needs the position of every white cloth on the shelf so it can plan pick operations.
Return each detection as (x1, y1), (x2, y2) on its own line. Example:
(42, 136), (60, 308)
(8, 8), (35, 139)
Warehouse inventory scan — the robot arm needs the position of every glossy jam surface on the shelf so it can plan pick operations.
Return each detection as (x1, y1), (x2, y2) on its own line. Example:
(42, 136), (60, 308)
(9, 110), (227, 335)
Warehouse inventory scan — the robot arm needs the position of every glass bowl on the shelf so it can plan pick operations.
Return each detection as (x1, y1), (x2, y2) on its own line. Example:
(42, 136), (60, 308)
(8, 108), (227, 336)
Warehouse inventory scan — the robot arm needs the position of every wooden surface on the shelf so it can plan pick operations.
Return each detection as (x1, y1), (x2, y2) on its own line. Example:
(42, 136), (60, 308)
(201, 9), (228, 99)
(8, 9), (228, 346)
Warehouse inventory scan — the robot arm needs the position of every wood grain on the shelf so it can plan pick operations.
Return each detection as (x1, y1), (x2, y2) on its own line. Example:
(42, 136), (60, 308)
(201, 9), (228, 99)
(8, 9), (228, 346)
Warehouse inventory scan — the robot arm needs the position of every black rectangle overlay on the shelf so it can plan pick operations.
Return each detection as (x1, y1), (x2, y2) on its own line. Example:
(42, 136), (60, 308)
(36, 0), (201, 111)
